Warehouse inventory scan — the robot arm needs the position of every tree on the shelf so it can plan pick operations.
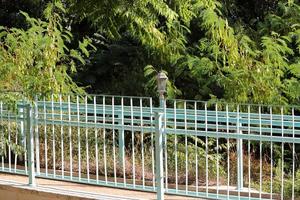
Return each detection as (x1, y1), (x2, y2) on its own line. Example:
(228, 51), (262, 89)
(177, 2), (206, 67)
(0, 1), (94, 100)
(2, 0), (299, 105)
(183, 0), (300, 104)
(70, 0), (300, 105)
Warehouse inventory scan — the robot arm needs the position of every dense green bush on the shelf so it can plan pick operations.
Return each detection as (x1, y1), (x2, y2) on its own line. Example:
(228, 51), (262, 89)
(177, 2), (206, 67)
(0, 1), (94, 100)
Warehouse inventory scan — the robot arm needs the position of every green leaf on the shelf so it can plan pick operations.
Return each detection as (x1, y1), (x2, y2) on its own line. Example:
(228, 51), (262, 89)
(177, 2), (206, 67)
(54, 1), (66, 13)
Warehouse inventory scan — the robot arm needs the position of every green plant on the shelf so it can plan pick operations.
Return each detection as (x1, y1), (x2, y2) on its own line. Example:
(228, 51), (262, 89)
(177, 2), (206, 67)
(0, 1), (95, 100)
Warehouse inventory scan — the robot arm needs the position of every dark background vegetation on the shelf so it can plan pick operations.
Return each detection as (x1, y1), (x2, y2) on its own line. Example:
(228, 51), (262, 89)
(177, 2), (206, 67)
(1, 0), (299, 105)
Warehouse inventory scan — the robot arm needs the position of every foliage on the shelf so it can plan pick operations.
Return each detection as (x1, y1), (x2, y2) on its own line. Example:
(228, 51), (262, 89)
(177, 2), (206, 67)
(1, 0), (300, 105)
(66, 0), (300, 105)
(0, 1), (94, 100)
(69, 0), (192, 98)
(0, 122), (25, 158)
(180, 1), (300, 104)
(252, 160), (300, 199)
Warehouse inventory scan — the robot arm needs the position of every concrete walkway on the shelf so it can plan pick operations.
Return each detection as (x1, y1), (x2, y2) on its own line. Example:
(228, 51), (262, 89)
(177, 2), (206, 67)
(0, 173), (201, 200)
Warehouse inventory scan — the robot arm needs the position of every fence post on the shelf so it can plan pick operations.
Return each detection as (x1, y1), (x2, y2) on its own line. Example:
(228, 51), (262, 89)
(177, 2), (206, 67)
(26, 103), (36, 186)
(155, 112), (164, 200)
(237, 123), (243, 191)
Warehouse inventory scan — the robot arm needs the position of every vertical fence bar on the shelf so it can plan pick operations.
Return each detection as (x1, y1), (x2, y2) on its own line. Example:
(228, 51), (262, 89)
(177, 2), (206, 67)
(121, 97), (126, 186)
(94, 96), (99, 183)
(205, 103), (208, 197)
(140, 98), (145, 188)
(85, 96), (90, 182)
(163, 100), (168, 192)
(226, 104), (230, 199)
(215, 103), (219, 198)
(76, 96), (81, 180)
(130, 98), (135, 187)
(103, 96), (107, 183)
(112, 97), (117, 185)
(281, 107), (284, 200)
(34, 97), (40, 175)
(59, 94), (64, 178)
(26, 104), (35, 186)
(155, 112), (164, 200)
(68, 95), (73, 180)
(259, 106), (262, 199)
(8, 112), (11, 172)
(174, 100), (178, 192)
(248, 105), (251, 199)
(270, 107), (273, 200)
(292, 107), (295, 200)
(236, 105), (243, 192)
(14, 110), (18, 173)
(237, 133), (243, 192)
(43, 97), (48, 176)
(184, 101), (188, 194)
(51, 95), (56, 177)
(150, 98), (155, 189)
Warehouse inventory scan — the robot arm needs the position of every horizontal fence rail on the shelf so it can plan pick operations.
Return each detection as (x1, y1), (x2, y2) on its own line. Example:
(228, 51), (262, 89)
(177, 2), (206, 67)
(0, 94), (299, 200)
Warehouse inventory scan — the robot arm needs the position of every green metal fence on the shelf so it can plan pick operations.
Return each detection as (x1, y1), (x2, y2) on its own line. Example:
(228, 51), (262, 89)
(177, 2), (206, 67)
(0, 94), (299, 200)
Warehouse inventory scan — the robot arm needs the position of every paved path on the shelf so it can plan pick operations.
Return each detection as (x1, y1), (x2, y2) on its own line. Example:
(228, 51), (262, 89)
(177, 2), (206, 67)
(0, 173), (202, 200)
